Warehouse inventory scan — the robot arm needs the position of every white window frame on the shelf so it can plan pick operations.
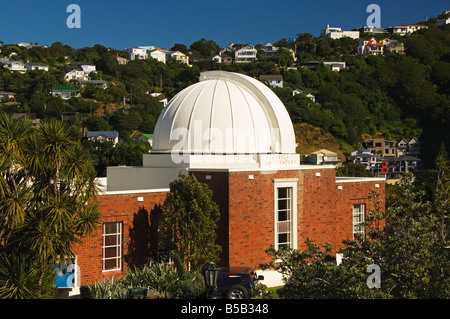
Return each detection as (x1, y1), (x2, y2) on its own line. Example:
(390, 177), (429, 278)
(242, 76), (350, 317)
(102, 222), (122, 272)
(352, 203), (365, 239)
(274, 179), (298, 250)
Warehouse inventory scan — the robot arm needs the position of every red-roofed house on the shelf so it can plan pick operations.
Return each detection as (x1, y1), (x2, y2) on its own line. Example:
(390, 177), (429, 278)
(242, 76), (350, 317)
(357, 37), (384, 55)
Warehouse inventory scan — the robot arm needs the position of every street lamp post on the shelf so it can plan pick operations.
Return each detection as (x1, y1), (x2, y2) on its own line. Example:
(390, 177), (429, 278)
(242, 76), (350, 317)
(202, 262), (220, 299)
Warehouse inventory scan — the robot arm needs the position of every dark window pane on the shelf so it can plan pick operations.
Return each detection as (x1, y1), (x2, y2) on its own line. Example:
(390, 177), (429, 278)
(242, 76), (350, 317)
(104, 247), (118, 259)
(278, 188), (287, 198)
(278, 199), (287, 210)
(104, 235), (117, 246)
(104, 258), (118, 270)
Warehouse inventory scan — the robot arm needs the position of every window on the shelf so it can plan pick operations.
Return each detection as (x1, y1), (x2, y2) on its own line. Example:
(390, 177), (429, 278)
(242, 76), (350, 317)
(274, 179), (298, 250)
(102, 222), (122, 271)
(277, 187), (292, 249)
(352, 204), (365, 239)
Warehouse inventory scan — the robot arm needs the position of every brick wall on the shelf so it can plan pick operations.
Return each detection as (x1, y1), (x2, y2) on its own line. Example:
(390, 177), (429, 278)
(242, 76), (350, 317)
(73, 168), (385, 286)
(217, 168), (385, 269)
(73, 191), (167, 285)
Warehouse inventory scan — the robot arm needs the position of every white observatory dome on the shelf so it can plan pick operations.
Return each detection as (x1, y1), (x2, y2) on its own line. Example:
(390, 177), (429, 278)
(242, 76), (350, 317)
(152, 71), (296, 155)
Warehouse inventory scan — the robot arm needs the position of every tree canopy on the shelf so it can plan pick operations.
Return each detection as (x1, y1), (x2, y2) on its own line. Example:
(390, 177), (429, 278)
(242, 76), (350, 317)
(159, 173), (221, 272)
(0, 114), (100, 298)
(262, 149), (450, 298)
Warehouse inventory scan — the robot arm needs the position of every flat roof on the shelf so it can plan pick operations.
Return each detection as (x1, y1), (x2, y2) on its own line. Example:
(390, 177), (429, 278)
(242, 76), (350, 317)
(336, 177), (385, 183)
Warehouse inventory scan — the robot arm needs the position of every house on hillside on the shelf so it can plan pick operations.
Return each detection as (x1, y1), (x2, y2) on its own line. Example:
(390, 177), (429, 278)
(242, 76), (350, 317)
(356, 26), (387, 34)
(437, 10), (450, 26)
(148, 49), (167, 64)
(259, 43), (279, 57)
(65, 61), (96, 82)
(166, 51), (189, 64)
(389, 156), (423, 177)
(259, 75), (283, 88)
(381, 38), (405, 54)
(67, 61), (96, 75)
(136, 133), (153, 148)
(124, 47), (147, 60)
(86, 131), (119, 146)
(115, 54), (128, 65)
(357, 37), (384, 55)
(304, 149), (340, 165)
(387, 24), (428, 36)
(396, 137), (421, 157)
(322, 61), (346, 72)
(212, 52), (233, 64)
(0, 59), (27, 73)
(301, 60), (345, 72)
(351, 149), (384, 173)
(65, 68), (90, 82)
(25, 62), (49, 71)
(235, 44), (257, 63)
(321, 24), (360, 39)
(362, 138), (396, 157)
(51, 85), (80, 99)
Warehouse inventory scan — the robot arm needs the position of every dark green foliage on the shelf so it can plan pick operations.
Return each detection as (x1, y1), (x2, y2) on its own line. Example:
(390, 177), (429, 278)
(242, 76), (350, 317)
(263, 155), (450, 299)
(0, 115), (100, 299)
(80, 256), (206, 299)
(159, 173), (221, 272)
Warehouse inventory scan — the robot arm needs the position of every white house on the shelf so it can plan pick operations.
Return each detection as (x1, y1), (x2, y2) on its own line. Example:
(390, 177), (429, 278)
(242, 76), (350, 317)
(305, 149), (339, 165)
(148, 49), (166, 64)
(356, 26), (387, 34)
(67, 61), (96, 75)
(321, 25), (360, 39)
(322, 61), (346, 72)
(351, 149), (383, 173)
(235, 44), (257, 63)
(0, 60), (27, 73)
(86, 131), (119, 146)
(212, 52), (232, 64)
(65, 69), (90, 82)
(259, 75), (283, 88)
(25, 62), (49, 72)
(124, 47), (147, 60)
(51, 85), (80, 99)
(357, 37), (384, 55)
(388, 24), (428, 36)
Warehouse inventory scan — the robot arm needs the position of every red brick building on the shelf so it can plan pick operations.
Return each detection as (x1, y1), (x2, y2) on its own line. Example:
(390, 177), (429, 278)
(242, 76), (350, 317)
(69, 71), (385, 292)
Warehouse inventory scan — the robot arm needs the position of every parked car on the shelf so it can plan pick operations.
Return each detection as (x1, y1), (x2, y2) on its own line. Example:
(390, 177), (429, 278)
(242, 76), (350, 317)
(213, 266), (264, 299)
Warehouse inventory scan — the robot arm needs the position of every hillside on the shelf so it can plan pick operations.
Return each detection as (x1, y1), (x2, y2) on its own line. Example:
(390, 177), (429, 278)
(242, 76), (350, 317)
(294, 123), (347, 162)
(0, 21), (449, 174)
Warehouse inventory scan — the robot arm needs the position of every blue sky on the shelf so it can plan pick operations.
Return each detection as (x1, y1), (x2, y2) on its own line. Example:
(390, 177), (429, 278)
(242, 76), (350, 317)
(0, 0), (448, 50)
